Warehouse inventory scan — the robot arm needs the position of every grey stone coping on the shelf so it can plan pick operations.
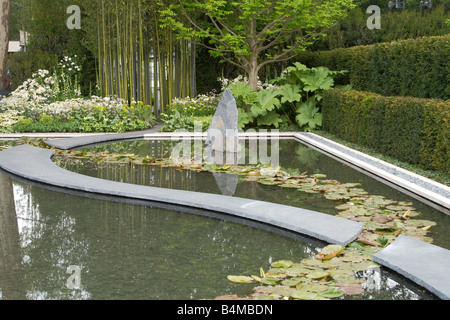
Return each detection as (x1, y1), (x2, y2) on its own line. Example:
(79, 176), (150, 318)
(0, 144), (363, 246)
(373, 235), (450, 300)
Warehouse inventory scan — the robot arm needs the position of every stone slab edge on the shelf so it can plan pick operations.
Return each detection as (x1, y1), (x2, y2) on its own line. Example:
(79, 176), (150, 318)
(0, 144), (363, 246)
(373, 235), (450, 300)
(293, 132), (450, 212)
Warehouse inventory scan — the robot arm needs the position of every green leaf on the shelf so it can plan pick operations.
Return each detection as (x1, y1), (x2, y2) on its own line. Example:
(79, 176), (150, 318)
(259, 278), (281, 285)
(376, 236), (389, 247)
(306, 269), (329, 279)
(257, 110), (283, 128)
(237, 109), (253, 129)
(300, 67), (335, 92)
(295, 101), (322, 131)
(277, 84), (301, 103)
(290, 290), (321, 300)
(228, 81), (257, 106)
(256, 88), (280, 111)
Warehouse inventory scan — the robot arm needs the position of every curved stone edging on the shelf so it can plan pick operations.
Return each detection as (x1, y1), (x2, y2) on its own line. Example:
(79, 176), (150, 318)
(373, 235), (450, 300)
(0, 144), (363, 246)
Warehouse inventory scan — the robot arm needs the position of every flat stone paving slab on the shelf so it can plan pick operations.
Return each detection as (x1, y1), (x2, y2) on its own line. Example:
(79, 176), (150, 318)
(373, 235), (450, 300)
(0, 144), (363, 246)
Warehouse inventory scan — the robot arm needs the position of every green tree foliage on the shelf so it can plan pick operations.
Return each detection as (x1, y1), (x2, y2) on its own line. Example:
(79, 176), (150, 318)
(160, 0), (355, 91)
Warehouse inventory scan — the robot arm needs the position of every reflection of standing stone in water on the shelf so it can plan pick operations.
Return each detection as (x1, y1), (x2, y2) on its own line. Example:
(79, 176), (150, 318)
(213, 172), (238, 196)
(204, 88), (241, 154)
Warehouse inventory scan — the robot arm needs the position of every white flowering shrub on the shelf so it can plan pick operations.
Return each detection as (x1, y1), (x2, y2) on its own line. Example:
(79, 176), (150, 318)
(0, 110), (23, 132)
(0, 55), (155, 133)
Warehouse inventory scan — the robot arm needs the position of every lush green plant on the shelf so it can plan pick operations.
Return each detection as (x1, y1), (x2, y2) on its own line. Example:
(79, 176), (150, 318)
(160, 94), (218, 132)
(322, 89), (450, 174)
(10, 118), (81, 133)
(227, 63), (348, 131)
(7, 49), (59, 90)
(72, 101), (155, 133)
(160, 111), (212, 132)
(163, 94), (218, 117)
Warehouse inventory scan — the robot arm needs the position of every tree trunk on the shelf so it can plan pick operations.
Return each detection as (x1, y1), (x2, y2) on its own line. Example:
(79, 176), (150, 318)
(247, 54), (260, 91)
(0, 0), (12, 91)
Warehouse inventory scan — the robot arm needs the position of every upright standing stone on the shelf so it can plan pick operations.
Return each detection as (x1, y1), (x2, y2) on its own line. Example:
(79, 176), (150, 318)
(204, 89), (241, 154)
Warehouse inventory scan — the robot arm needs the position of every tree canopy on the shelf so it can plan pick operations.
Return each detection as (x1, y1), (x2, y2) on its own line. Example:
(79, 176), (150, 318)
(161, 0), (355, 90)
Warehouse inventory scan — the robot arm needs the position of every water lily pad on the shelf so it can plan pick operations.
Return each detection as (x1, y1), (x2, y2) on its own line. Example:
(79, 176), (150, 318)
(254, 285), (296, 298)
(324, 192), (351, 201)
(284, 265), (315, 277)
(281, 278), (303, 287)
(336, 282), (364, 295)
(318, 287), (344, 298)
(350, 260), (380, 272)
(290, 291), (322, 300)
(297, 282), (329, 293)
(306, 269), (330, 279)
(404, 219), (436, 228)
(271, 260), (293, 268)
(316, 244), (345, 260)
(227, 275), (254, 283)
(259, 278), (282, 285)
(386, 205), (415, 211)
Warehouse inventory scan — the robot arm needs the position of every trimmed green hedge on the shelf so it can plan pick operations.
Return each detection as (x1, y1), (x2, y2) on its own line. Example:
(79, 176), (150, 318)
(299, 35), (449, 100)
(322, 89), (449, 174)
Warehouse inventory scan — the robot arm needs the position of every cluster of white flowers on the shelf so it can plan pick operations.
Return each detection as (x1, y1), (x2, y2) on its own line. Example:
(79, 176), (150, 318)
(0, 109), (23, 131)
(0, 66), (127, 125)
(59, 55), (81, 73)
(218, 75), (279, 91)
(0, 70), (57, 111)
(41, 95), (127, 118)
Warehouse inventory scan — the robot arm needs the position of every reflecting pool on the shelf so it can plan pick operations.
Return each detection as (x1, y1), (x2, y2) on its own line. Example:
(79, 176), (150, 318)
(1, 138), (448, 300)
(0, 172), (432, 300)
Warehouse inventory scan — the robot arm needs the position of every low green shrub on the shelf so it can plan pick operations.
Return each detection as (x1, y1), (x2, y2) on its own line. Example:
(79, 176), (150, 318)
(322, 89), (449, 174)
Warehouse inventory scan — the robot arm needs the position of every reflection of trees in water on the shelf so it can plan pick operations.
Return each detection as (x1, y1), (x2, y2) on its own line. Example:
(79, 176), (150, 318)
(2, 180), (315, 300)
(11, 181), (91, 300)
(0, 173), (26, 299)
